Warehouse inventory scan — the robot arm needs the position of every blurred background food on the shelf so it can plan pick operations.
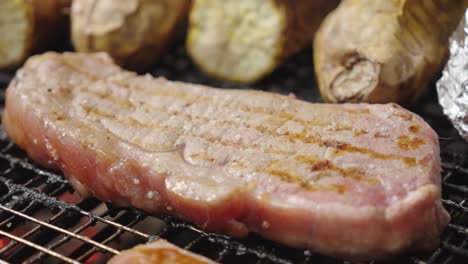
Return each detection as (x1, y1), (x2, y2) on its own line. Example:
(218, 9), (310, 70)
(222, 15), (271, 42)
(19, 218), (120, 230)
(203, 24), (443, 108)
(71, 0), (191, 71)
(314, 0), (465, 105)
(1, 0), (468, 106)
(0, 0), (70, 69)
(187, 0), (339, 84)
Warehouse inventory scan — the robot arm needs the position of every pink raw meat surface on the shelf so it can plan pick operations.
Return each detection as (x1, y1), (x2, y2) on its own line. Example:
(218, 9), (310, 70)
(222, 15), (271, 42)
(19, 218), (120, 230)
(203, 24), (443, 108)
(2, 52), (449, 260)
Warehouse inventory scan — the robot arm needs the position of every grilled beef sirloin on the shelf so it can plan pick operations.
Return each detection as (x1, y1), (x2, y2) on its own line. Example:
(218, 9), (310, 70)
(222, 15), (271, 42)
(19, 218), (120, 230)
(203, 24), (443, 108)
(2, 52), (449, 260)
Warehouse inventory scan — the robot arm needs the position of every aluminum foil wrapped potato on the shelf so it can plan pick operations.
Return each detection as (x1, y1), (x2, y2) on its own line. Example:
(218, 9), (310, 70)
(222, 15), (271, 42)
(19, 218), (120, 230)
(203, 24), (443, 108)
(187, 0), (339, 84)
(0, 0), (70, 69)
(314, 0), (465, 104)
(437, 9), (468, 140)
(71, 0), (191, 71)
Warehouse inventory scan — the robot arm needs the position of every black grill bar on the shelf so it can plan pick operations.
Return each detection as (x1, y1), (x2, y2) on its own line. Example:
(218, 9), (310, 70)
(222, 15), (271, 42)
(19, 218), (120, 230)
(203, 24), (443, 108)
(0, 209), (62, 253)
(26, 213), (92, 263)
(0, 229), (78, 264)
(0, 47), (468, 263)
(0, 205), (120, 255)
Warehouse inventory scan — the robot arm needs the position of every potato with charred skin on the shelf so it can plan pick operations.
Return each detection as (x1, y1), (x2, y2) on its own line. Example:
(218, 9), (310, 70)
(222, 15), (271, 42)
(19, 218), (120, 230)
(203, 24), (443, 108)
(0, 0), (70, 69)
(71, 0), (190, 71)
(314, 0), (465, 104)
(187, 0), (339, 84)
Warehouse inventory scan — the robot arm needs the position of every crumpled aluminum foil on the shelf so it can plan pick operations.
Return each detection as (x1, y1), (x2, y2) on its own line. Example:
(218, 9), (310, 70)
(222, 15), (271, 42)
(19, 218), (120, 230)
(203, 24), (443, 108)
(437, 10), (468, 140)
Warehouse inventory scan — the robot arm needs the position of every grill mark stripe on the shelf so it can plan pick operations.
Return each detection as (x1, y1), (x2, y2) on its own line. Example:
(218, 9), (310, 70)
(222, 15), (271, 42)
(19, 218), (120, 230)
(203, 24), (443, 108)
(262, 167), (347, 193)
(295, 155), (379, 185)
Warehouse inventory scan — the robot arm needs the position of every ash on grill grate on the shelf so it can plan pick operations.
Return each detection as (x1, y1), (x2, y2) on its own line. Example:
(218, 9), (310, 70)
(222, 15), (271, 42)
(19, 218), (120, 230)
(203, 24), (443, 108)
(0, 46), (467, 264)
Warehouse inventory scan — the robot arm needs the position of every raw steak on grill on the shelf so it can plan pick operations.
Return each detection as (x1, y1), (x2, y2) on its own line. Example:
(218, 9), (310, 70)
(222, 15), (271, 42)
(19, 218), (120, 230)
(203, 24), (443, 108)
(2, 52), (449, 260)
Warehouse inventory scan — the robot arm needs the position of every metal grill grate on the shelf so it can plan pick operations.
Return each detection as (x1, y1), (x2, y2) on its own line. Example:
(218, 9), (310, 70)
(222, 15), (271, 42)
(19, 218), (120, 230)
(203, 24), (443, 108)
(0, 46), (467, 263)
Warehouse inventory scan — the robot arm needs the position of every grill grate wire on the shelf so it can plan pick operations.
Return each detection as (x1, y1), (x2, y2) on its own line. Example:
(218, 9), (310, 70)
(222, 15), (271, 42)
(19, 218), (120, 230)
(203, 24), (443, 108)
(0, 47), (467, 263)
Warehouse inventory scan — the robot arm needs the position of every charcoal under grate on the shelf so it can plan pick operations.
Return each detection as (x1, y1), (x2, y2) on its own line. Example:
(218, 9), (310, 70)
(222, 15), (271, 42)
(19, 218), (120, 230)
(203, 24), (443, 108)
(0, 46), (467, 264)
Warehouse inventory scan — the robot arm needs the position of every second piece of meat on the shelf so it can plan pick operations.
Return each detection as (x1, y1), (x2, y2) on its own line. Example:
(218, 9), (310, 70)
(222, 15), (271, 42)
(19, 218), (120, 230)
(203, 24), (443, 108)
(108, 240), (216, 264)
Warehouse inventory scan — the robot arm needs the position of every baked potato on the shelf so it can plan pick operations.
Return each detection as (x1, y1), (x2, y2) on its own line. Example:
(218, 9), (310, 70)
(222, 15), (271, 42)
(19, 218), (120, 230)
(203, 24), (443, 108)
(187, 0), (339, 84)
(71, 0), (191, 71)
(314, 0), (465, 104)
(0, 0), (70, 69)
